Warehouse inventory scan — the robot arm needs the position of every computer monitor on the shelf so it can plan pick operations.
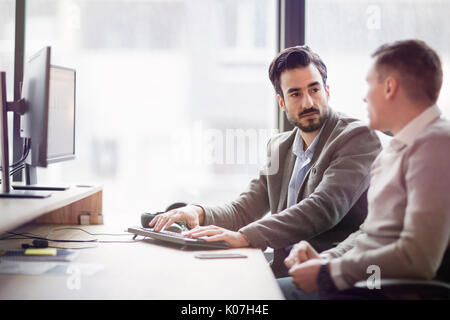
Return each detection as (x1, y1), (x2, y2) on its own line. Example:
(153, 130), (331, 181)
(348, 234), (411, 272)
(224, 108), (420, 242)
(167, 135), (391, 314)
(17, 47), (76, 190)
(0, 46), (76, 197)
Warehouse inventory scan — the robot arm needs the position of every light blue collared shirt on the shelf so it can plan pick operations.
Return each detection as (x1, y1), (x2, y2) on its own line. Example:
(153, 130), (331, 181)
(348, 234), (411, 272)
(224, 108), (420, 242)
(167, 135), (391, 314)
(286, 123), (326, 209)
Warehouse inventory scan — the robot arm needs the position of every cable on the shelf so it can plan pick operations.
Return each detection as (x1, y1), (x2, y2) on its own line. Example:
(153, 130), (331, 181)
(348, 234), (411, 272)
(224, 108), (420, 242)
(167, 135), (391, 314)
(46, 228), (140, 244)
(7, 231), (99, 243)
(11, 138), (30, 168)
(0, 235), (30, 241)
(9, 163), (25, 176)
(0, 138), (30, 183)
(12, 137), (30, 168)
(45, 227), (131, 238)
(48, 244), (99, 250)
(6, 228), (140, 249)
(0, 138), (30, 172)
(46, 228), (140, 246)
(0, 231), (44, 241)
(0, 162), (24, 183)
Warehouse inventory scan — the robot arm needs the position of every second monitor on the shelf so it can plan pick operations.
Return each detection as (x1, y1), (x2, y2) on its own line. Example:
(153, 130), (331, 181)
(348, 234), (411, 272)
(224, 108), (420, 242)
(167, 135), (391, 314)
(15, 47), (76, 191)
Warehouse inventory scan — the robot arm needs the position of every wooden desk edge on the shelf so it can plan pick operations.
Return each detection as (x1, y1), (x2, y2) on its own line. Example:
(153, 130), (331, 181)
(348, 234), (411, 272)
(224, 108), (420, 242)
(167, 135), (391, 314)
(0, 185), (103, 234)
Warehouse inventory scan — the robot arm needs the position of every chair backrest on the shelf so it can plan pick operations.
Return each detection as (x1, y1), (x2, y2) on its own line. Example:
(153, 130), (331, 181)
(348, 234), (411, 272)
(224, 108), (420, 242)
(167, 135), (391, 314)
(435, 248), (450, 283)
(436, 248), (450, 283)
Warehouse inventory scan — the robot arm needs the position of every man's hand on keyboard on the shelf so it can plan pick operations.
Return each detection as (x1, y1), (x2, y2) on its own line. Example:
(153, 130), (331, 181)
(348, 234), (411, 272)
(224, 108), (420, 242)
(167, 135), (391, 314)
(184, 226), (250, 248)
(149, 205), (204, 232)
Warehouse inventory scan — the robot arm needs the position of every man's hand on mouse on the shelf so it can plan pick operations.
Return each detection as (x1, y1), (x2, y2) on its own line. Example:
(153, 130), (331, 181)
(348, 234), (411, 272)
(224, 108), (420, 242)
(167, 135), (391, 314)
(149, 205), (204, 232)
(184, 226), (250, 248)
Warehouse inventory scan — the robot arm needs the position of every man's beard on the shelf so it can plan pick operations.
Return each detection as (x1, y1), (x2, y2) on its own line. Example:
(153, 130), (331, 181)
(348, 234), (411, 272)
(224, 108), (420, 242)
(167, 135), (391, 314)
(289, 107), (328, 132)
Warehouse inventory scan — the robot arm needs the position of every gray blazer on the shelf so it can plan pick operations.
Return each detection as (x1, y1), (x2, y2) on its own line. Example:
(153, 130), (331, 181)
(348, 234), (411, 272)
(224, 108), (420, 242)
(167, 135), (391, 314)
(203, 108), (382, 277)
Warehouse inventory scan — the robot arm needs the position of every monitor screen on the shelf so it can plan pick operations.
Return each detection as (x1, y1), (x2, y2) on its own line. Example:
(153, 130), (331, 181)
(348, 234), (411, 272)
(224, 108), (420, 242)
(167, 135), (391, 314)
(47, 66), (76, 163)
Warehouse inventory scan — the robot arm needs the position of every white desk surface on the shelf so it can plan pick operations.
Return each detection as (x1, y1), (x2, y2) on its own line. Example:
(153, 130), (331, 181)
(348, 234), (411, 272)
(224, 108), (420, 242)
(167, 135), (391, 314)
(0, 223), (284, 300)
(0, 185), (102, 234)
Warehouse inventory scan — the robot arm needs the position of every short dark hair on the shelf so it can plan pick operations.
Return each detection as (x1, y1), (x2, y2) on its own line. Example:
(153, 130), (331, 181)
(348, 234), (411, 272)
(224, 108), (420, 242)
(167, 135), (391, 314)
(268, 45), (327, 98)
(372, 39), (443, 105)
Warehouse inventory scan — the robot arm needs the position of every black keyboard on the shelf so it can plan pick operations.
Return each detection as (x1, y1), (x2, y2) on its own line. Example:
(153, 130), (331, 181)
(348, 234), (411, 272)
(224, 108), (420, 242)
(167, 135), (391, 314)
(127, 226), (230, 249)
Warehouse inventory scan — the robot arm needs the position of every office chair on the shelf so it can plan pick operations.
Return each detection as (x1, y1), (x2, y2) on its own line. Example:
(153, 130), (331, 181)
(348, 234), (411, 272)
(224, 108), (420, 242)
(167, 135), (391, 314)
(352, 252), (450, 300)
(353, 279), (450, 300)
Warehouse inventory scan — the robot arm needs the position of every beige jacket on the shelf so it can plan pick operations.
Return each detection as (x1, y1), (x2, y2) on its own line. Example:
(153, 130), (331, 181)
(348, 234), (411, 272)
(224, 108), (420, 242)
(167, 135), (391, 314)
(324, 105), (450, 288)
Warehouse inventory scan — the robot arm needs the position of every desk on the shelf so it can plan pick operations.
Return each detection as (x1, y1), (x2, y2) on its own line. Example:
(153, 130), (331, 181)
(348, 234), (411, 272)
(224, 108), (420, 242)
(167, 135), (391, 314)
(0, 187), (283, 299)
(0, 185), (103, 234)
(0, 223), (284, 299)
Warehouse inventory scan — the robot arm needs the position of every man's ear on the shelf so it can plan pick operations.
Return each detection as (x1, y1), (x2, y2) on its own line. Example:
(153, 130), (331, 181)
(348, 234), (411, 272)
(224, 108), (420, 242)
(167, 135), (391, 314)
(384, 76), (398, 100)
(277, 94), (285, 111)
(325, 84), (330, 99)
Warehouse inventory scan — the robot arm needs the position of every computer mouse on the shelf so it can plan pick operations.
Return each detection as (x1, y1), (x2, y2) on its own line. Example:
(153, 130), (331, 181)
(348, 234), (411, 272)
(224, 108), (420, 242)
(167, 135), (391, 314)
(140, 212), (184, 233)
(165, 202), (187, 211)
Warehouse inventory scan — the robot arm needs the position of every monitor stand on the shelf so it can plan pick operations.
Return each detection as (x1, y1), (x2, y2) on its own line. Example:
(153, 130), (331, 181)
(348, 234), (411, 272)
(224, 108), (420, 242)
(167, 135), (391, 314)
(13, 185), (69, 191)
(0, 189), (51, 198)
(11, 165), (69, 191)
(0, 72), (52, 199)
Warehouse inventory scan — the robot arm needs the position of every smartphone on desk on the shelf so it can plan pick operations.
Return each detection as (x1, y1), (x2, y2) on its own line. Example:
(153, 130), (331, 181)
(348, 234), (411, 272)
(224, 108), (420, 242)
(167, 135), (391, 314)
(195, 253), (248, 259)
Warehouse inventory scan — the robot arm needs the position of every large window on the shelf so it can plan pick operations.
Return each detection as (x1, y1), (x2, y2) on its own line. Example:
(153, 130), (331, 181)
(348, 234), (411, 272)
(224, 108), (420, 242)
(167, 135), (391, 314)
(0, 0), (15, 162)
(0, 0), (15, 97)
(306, 0), (450, 142)
(25, 0), (277, 221)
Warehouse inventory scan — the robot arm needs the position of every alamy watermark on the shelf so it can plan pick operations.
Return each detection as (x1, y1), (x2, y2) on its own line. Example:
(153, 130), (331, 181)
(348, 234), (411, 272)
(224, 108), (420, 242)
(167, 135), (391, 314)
(66, 265), (81, 290)
(169, 121), (281, 175)
(366, 265), (381, 289)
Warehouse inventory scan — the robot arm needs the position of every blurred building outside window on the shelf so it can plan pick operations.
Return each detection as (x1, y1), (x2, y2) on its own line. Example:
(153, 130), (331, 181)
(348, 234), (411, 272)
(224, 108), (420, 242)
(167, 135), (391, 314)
(306, 0), (450, 147)
(25, 0), (278, 223)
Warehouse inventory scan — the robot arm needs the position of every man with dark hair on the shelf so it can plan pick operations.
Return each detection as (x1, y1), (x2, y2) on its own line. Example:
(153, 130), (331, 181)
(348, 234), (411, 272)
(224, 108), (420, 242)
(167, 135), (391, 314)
(269, 46), (328, 99)
(280, 39), (450, 299)
(150, 45), (382, 278)
(268, 46), (329, 134)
